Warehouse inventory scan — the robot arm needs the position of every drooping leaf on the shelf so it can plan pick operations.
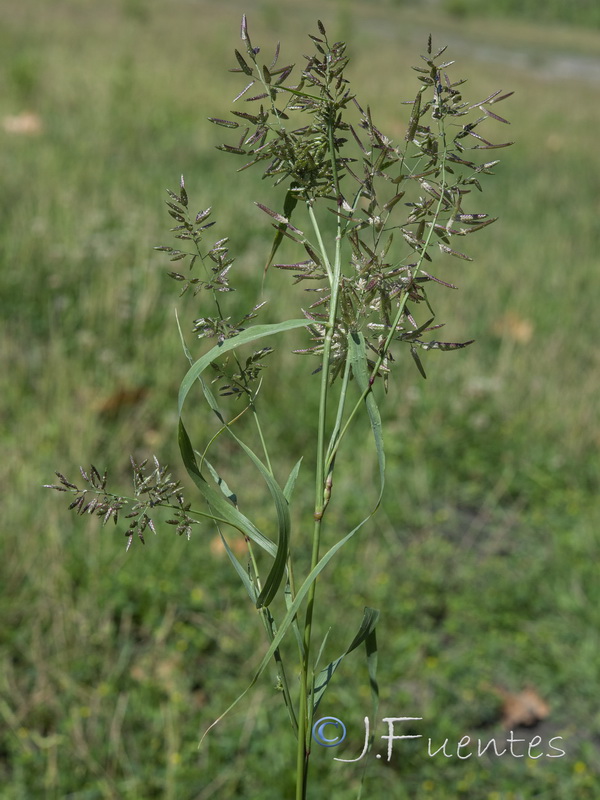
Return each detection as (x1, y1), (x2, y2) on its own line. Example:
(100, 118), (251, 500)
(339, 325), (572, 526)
(178, 420), (276, 557)
(231, 433), (290, 609)
(178, 322), (311, 606)
(178, 319), (310, 418)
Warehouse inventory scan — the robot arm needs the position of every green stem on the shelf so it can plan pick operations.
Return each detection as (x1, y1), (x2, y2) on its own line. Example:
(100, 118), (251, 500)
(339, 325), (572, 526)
(296, 132), (344, 800)
(246, 538), (298, 735)
(325, 355), (352, 469)
(297, 106), (452, 793)
(250, 398), (273, 480)
(307, 203), (333, 284)
(325, 113), (451, 473)
(296, 267), (335, 800)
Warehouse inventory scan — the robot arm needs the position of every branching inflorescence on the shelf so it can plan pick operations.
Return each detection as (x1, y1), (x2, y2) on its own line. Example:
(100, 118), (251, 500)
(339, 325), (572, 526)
(203, 19), (512, 384)
(45, 458), (198, 550)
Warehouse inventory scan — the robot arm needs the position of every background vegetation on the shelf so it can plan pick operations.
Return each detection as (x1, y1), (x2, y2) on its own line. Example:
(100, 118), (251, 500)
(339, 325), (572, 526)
(441, 0), (600, 29)
(1, 0), (599, 797)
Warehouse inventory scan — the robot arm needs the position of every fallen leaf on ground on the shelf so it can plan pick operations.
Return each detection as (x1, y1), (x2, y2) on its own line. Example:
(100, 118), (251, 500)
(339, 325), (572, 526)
(2, 111), (43, 135)
(498, 686), (550, 728)
(492, 311), (534, 344)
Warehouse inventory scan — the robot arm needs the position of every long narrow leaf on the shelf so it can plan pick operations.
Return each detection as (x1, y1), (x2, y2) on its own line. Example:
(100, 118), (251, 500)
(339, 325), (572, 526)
(203, 458), (238, 505)
(177, 319), (310, 606)
(311, 607), (379, 711)
(187, 372), (292, 609)
(218, 529), (258, 603)
(285, 582), (305, 658)
(199, 510), (379, 747)
(178, 319), (310, 417)
(178, 420), (276, 557)
(283, 457), (303, 503)
(365, 620), (379, 718)
(231, 434), (290, 609)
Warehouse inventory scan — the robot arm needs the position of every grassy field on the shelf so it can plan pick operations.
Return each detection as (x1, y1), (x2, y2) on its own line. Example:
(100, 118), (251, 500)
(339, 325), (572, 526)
(2, 0), (599, 797)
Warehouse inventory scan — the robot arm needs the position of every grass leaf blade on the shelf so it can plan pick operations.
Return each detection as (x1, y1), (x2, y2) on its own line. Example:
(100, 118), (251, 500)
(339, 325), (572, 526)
(311, 607), (380, 711)
(178, 420), (276, 556)
(178, 320), (310, 418)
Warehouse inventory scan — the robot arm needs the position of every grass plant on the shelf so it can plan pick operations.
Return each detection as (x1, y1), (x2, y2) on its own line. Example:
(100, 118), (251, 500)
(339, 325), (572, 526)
(46, 13), (513, 798)
(2, 1), (599, 798)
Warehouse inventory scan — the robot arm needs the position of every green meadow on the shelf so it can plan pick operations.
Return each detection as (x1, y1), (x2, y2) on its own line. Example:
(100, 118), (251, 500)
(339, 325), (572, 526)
(1, 0), (599, 797)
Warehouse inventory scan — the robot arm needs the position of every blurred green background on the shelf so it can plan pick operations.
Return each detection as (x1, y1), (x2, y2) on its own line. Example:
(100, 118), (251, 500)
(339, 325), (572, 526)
(1, 0), (599, 797)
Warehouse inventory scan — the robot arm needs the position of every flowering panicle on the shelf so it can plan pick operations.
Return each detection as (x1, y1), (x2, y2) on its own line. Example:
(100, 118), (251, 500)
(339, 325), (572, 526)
(45, 458), (198, 550)
(210, 22), (511, 383)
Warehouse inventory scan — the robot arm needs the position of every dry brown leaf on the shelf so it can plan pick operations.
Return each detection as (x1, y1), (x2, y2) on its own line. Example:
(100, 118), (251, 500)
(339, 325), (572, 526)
(498, 686), (550, 728)
(492, 311), (534, 344)
(96, 386), (148, 417)
(2, 111), (43, 135)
